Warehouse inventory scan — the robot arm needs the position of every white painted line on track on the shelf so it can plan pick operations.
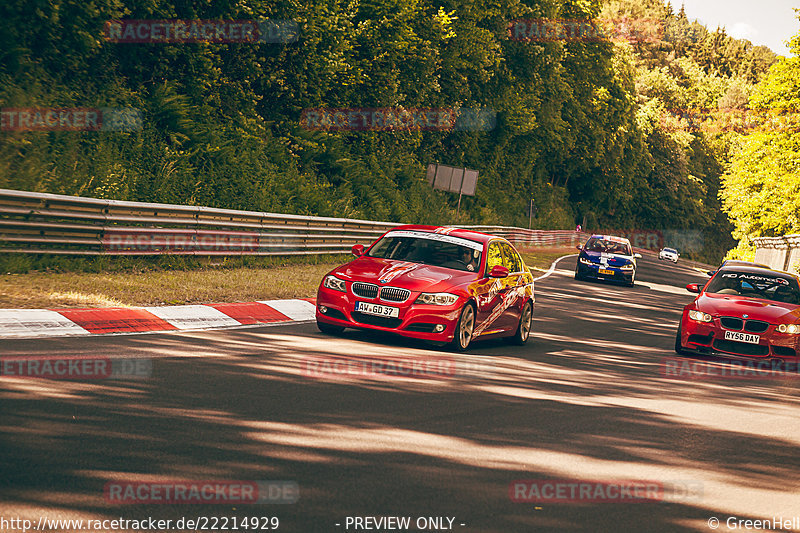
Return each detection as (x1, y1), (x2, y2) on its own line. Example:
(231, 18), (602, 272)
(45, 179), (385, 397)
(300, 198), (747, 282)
(143, 305), (241, 330)
(0, 309), (91, 338)
(533, 254), (578, 282)
(259, 299), (317, 321)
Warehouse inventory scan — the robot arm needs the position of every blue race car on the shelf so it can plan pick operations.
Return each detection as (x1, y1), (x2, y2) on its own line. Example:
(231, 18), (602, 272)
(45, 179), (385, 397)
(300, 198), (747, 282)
(574, 235), (642, 287)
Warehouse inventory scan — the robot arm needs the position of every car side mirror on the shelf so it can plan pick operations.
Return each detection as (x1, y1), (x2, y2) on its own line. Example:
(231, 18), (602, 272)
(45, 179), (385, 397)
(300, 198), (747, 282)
(351, 244), (365, 257)
(576, 244), (583, 251)
(489, 265), (509, 278)
(686, 283), (702, 294)
(634, 253), (642, 259)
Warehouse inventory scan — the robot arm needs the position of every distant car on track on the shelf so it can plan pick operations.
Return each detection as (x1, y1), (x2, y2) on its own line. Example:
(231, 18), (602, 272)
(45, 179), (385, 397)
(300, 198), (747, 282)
(676, 264), (800, 360)
(315, 225), (535, 351)
(574, 235), (642, 287)
(658, 247), (679, 263)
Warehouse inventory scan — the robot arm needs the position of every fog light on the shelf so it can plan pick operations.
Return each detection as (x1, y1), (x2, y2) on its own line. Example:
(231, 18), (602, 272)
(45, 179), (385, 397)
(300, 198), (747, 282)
(434, 324), (445, 332)
(319, 305), (328, 314)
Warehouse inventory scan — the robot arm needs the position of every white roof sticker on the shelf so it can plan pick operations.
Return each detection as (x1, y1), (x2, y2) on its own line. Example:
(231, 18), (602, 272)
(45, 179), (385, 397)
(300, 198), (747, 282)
(382, 230), (484, 251)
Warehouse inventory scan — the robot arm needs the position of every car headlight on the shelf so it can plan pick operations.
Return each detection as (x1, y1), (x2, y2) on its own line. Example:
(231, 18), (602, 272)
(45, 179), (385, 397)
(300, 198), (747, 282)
(777, 323), (800, 334)
(414, 292), (459, 305)
(688, 309), (712, 323)
(322, 275), (347, 292)
(619, 263), (635, 271)
(579, 257), (594, 265)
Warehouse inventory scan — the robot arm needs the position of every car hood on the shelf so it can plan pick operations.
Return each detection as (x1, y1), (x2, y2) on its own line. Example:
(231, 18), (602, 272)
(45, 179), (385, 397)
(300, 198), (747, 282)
(696, 293), (800, 322)
(333, 256), (478, 293)
(582, 250), (635, 266)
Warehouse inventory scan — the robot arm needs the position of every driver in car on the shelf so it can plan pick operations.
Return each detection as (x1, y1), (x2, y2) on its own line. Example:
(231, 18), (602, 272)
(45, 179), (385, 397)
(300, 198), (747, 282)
(716, 275), (741, 295)
(459, 247), (478, 272)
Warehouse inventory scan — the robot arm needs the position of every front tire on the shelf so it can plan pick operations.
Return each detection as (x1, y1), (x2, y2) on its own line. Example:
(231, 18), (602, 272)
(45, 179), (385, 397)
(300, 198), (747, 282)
(507, 301), (533, 346)
(317, 320), (345, 335)
(674, 325), (690, 356)
(451, 303), (476, 352)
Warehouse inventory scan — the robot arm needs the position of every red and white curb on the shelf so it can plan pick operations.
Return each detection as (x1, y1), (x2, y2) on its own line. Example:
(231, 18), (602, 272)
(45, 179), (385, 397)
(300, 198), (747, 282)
(0, 299), (317, 339)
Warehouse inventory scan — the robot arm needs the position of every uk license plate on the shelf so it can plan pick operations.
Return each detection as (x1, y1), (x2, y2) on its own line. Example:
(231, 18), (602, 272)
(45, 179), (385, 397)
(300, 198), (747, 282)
(599, 268), (615, 275)
(724, 330), (760, 344)
(355, 301), (400, 318)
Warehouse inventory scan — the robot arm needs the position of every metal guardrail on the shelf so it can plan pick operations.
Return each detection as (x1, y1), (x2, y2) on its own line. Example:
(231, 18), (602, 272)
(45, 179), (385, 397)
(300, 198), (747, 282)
(0, 189), (398, 255)
(0, 189), (594, 256)
(2, 189), (725, 265)
(753, 235), (800, 273)
(458, 226), (590, 248)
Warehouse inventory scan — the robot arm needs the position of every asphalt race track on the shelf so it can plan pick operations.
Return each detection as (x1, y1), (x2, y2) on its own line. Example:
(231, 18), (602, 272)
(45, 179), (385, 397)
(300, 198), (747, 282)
(2, 255), (799, 532)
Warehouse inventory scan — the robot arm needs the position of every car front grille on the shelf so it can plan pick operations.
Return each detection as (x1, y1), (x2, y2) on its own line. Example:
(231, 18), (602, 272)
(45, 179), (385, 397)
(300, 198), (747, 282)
(744, 320), (769, 333)
(380, 287), (411, 302)
(352, 282), (379, 299)
(712, 339), (769, 357)
(720, 317), (744, 330)
(351, 282), (410, 302)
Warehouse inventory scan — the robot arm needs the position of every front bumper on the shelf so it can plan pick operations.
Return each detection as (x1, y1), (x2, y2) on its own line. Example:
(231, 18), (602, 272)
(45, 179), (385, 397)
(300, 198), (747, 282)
(576, 262), (634, 283)
(681, 318), (799, 360)
(316, 285), (463, 342)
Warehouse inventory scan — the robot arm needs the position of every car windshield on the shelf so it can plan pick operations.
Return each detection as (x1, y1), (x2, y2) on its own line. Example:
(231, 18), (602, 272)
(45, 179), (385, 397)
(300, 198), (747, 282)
(705, 271), (800, 304)
(664, 248), (677, 254)
(584, 237), (631, 256)
(367, 231), (483, 273)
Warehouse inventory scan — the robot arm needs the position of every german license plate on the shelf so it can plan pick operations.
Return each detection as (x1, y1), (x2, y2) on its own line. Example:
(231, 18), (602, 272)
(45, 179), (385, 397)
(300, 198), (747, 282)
(724, 330), (760, 344)
(355, 301), (399, 318)
(599, 268), (615, 275)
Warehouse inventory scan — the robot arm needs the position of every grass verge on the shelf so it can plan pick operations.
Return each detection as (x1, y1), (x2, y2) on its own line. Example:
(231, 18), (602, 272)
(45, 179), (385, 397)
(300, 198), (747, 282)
(1, 247), (577, 309)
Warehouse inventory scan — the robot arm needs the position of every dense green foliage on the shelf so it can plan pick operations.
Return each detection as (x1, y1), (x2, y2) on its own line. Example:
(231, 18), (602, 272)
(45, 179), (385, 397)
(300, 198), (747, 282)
(0, 0), (784, 261)
(720, 25), (800, 259)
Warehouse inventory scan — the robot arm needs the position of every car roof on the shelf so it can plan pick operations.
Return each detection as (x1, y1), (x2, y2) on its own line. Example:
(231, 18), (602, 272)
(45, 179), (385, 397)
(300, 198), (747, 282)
(720, 259), (770, 268)
(716, 264), (799, 281)
(388, 225), (497, 245)
(589, 234), (631, 244)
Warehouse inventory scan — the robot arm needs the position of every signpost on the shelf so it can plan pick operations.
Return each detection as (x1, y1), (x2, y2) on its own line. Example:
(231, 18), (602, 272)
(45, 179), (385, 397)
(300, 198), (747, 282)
(427, 164), (479, 219)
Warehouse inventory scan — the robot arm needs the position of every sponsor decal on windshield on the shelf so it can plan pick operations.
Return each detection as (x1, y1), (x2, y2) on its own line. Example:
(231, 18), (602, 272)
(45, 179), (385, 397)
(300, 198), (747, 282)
(720, 273), (790, 285)
(383, 230), (484, 251)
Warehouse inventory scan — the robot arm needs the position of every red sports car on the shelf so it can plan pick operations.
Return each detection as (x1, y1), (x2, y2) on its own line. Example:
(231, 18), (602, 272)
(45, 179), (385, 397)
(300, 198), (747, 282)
(676, 264), (800, 360)
(315, 225), (535, 350)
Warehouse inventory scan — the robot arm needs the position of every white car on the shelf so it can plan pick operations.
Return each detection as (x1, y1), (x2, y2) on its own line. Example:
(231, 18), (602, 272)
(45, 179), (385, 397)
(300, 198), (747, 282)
(658, 247), (679, 263)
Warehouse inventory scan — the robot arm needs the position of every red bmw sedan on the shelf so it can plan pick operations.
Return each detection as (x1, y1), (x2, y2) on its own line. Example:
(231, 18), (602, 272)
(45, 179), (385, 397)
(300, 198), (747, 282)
(315, 225), (535, 351)
(676, 263), (800, 360)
